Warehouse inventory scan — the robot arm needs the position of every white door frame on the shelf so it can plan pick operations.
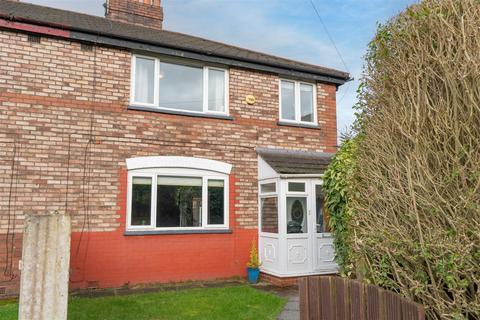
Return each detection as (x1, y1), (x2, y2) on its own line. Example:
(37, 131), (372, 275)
(258, 177), (338, 277)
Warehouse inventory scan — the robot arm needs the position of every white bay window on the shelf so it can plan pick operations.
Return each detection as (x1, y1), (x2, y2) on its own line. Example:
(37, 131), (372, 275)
(131, 55), (228, 115)
(126, 156), (231, 231)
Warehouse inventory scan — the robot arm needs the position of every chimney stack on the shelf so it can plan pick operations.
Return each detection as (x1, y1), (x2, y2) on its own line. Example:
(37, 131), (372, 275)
(105, 0), (163, 30)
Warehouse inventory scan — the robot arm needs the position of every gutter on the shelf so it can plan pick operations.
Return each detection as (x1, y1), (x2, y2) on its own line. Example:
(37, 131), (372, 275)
(279, 174), (324, 178)
(0, 14), (351, 85)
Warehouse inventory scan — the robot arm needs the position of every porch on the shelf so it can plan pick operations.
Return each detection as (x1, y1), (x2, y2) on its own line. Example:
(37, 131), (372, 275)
(257, 148), (337, 279)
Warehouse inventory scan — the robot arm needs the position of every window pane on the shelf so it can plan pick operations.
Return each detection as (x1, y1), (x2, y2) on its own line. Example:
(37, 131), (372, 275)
(315, 185), (325, 233)
(286, 197), (307, 234)
(208, 180), (224, 225)
(131, 177), (152, 226)
(300, 84), (314, 122)
(159, 62), (203, 112)
(281, 80), (295, 120)
(288, 182), (305, 192)
(134, 57), (155, 104)
(260, 182), (276, 194)
(208, 69), (225, 112)
(261, 197), (278, 233)
(156, 176), (202, 227)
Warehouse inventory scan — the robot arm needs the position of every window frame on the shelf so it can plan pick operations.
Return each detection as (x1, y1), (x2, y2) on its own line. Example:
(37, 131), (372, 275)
(279, 79), (317, 125)
(126, 168), (229, 231)
(259, 179), (279, 235)
(130, 54), (229, 116)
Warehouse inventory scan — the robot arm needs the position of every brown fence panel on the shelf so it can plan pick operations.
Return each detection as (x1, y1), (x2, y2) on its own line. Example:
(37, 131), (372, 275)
(299, 276), (424, 320)
(319, 277), (334, 319)
(349, 280), (366, 320)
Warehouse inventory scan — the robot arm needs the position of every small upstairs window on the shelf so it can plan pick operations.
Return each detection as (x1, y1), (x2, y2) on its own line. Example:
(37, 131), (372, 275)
(131, 55), (228, 115)
(279, 79), (316, 124)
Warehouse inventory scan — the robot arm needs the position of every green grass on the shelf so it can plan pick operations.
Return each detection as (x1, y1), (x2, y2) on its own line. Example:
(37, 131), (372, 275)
(0, 285), (285, 320)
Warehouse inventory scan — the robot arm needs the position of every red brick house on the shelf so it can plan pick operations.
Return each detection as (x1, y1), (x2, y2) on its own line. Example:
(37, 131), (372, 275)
(0, 0), (349, 296)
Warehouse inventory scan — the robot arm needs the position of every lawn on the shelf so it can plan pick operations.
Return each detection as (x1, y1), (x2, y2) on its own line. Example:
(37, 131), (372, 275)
(0, 285), (285, 320)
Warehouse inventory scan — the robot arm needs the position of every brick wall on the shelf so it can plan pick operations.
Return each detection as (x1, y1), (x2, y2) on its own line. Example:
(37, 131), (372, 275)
(0, 29), (337, 295)
(106, 0), (164, 30)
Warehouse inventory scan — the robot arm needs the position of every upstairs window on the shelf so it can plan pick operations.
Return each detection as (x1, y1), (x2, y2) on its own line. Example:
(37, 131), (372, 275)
(279, 80), (316, 124)
(131, 55), (228, 115)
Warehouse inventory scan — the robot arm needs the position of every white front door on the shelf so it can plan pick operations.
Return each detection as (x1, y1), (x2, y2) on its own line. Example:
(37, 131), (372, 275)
(310, 181), (337, 273)
(284, 180), (337, 275)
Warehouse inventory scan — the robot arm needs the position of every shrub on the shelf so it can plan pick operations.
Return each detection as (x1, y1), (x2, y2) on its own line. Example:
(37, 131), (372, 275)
(323, 137), (359, 277)
(350, 0), (480, 319)
(246, 241), (260, 269)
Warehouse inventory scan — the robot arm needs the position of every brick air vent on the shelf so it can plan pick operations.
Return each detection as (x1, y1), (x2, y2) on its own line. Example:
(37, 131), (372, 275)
(0, 287), (6, 295)
(27, 34), (41, 43)
(81, 43), (93, 52)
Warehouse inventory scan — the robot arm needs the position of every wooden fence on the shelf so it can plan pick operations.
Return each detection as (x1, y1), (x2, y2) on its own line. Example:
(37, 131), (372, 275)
(299, 276), (425, 320)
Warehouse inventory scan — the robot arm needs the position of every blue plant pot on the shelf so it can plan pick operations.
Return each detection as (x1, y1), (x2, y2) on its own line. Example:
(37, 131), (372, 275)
(247, 267), (260, 284)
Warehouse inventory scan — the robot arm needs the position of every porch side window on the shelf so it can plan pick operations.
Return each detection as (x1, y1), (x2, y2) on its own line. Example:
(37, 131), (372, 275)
(260, 181), (278, 234)
(280, 79), (316, 124)
(131, 55), (228, 115)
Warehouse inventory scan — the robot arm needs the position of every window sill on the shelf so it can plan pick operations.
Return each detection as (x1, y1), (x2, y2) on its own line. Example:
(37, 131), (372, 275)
(277, 121), (320, 129)
(124, 229), (233, 236)
(128, 105), (234, 120)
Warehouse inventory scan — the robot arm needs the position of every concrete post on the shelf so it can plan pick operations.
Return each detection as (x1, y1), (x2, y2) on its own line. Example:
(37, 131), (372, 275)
(18, 211), (71, 320)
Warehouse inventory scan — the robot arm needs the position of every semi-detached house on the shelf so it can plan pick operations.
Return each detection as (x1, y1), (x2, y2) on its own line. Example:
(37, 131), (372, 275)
(0, 0), (350, 296)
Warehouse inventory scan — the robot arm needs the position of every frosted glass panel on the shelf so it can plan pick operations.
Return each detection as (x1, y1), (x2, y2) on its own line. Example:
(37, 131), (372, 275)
(286, 197), (307, 234)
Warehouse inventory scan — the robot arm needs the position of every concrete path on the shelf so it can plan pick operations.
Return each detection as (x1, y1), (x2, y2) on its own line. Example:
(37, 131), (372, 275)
(251, 283), (300, 320)
(277, 288), (300, 320)
(275, 288), (300, 320)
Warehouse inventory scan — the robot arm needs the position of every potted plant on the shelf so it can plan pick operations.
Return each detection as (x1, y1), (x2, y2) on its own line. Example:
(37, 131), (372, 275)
(246, 241), (261, 284)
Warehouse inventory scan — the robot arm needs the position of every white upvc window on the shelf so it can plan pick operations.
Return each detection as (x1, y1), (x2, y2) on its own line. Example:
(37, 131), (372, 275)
(279, 79), (317, 124)
(126, 157), (231, 231)
(131, 55), (229, 115)
(259, 179), (279, 234)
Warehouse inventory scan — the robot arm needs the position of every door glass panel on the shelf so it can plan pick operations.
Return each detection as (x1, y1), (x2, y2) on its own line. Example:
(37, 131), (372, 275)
(261, 197), (278, 233)
(286, 197), (307, 234)
(288, 182), (305, 192)
(315, 185), (325, 233)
